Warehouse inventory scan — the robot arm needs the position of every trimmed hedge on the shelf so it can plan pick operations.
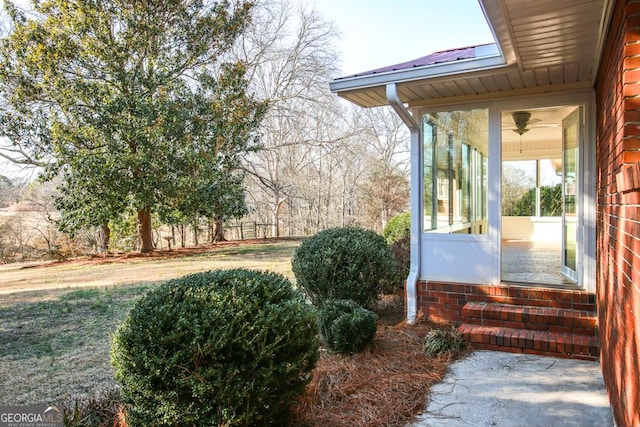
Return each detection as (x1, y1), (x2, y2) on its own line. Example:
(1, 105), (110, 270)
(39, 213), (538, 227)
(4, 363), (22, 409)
(291, 227), (397, 308)
(319, 299), (378, 354)
(111, 269), (319, 426)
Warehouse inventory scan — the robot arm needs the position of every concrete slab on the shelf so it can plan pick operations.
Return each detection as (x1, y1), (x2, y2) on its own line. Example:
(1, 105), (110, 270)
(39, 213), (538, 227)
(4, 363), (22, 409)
(410, 351), (613, 427)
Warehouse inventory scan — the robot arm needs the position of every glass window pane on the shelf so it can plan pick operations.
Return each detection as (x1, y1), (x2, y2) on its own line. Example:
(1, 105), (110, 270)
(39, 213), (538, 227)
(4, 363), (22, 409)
(502, 160), (536, 216)
(422, 108), (488, 234)
(424, 120), (436, 231)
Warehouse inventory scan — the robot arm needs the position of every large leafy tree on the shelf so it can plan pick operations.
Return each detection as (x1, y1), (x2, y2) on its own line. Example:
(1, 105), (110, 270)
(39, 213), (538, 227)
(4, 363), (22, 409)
(0, 0), (266, 252)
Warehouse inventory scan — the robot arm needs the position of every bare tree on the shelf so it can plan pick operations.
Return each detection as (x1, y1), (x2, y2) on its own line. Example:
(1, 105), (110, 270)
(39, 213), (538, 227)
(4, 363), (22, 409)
(234, 0), (351, 236)
(353, 107), (410, 231)
(0, 173), (26, 208)
(227, 0), (411, 237)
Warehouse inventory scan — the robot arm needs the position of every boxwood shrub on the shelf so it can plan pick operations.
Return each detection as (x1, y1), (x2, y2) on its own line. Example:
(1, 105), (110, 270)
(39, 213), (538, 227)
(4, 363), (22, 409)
(110, 269), (320, 427)
(319, 299), (378, 354)
(291, 227), (397, 308)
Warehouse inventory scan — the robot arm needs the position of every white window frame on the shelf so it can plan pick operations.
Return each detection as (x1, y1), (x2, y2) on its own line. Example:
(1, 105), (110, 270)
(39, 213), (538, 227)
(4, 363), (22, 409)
(411, 89), (596, 291)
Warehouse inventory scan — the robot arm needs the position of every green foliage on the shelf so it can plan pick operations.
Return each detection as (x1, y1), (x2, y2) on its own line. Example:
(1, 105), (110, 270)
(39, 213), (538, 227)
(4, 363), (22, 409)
(389, 236), (410, 292)
(319, 299), (377, 355)
(111, 269), (319, 427)
(160, 169), (248, 228)
(512, 188), (536, 216)
(108, 212), (139, 252)
(423, 327), (466, 358)
(501, 163), (535, 216)
(291, 227), (397, 308)
(0, 0), (267, 252)
(384, 213), (412, 292)
(383, 212), (411, 244)
(512, 184), (563, 217)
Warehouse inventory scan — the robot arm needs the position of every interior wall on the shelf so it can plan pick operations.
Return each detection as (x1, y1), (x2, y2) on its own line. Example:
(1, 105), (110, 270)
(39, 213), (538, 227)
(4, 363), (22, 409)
(595, 1), (640, 425)
(501, 217), (561, 241)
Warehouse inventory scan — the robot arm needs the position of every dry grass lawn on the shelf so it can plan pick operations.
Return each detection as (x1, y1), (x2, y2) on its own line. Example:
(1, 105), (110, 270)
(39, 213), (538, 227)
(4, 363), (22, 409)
(0, 239), (300, 404)
(0, 238), (459, 426)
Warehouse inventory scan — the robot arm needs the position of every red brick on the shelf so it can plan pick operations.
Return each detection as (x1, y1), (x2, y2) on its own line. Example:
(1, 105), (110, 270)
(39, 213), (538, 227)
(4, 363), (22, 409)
(624, 56), (640, 69)
(623, 138), (640, 152)
(540, 338), (549, 352)
(623, 150), (640, 163)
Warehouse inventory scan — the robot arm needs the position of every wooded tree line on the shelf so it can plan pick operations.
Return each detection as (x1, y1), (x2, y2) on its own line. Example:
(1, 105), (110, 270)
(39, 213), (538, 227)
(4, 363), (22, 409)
(0, 0), (409, 258)
(235, 1), (409, 237)
(502, 163), (562, 217)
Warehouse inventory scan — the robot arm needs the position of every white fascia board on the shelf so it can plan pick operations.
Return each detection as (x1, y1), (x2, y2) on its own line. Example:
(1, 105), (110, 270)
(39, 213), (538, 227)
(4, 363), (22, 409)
(329, 53), (507, 95)
(479, 0), (517, 66)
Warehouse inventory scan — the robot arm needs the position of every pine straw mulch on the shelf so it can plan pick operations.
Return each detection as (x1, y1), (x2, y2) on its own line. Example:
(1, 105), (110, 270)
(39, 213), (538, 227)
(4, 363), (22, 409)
(36, 237), (298, 268)
(62, 295), (460, 427)
(291, 316), (456, 427)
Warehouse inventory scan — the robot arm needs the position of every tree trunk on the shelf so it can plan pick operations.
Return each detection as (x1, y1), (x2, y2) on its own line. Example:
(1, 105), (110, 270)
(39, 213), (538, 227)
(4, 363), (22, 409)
(99, 222), (110, 254)
(138, 207), (154, 253)
(212, 218), (226, 242)
(271, 197), (286, 238)
(193, 218), (199, 246)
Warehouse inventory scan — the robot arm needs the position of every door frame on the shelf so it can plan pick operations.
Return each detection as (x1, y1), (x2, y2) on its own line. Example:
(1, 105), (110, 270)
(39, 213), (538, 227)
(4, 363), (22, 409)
(495, 91), (596, 292)
(561, 107), (582, 283)
(410, 89), (596, 293)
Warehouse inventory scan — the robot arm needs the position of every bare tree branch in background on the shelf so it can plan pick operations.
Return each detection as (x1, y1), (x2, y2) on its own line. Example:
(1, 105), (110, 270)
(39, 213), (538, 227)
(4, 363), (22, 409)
(234, 0), (353, 236)
(231, 0), (412, 235)
(355, 107), (410, 231)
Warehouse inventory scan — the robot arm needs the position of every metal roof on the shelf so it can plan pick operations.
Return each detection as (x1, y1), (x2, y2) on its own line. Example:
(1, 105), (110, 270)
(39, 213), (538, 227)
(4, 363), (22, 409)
(335, 44), (492, 79)
(329, 0), (615, 108)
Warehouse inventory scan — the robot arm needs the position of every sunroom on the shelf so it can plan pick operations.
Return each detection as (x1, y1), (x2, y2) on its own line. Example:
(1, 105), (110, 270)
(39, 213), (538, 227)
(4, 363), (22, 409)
(330, 0), (611, 360)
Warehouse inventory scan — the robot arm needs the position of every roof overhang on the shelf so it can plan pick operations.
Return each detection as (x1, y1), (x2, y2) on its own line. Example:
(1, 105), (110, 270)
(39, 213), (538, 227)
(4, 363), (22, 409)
(330, 0), (615, 108)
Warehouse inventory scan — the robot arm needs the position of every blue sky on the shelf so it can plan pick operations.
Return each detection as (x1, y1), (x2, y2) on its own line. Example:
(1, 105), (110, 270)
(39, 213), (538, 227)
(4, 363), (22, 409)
(305, 0), (496, 76)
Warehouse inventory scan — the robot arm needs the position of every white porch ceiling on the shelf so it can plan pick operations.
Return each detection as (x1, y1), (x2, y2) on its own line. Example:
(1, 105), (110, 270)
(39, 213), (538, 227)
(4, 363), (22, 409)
(330, 0), (614, 108)
(501, 105), (577, 161)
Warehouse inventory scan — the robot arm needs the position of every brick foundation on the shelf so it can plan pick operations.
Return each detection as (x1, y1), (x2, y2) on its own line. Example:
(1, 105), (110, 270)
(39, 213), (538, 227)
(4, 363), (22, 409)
(416, 281), (595, 323)
(415, 281), (598, 360)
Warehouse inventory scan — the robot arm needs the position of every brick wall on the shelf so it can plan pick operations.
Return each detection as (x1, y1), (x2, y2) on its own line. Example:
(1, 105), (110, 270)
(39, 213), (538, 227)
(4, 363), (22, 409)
(595, 0), (640, 425)
(416, 281), (594, 323)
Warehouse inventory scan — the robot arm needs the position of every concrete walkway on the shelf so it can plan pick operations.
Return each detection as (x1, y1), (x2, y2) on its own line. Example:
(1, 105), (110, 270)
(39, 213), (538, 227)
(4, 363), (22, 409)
(411, 351), (613, 427)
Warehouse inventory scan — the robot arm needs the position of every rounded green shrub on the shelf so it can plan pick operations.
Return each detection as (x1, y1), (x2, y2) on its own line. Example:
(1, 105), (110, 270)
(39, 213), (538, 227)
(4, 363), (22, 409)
(110, 268), (320, 427)
(319, 299), (378, 354)
(291, 227), (397, 308)
(383, 212), (411, 244)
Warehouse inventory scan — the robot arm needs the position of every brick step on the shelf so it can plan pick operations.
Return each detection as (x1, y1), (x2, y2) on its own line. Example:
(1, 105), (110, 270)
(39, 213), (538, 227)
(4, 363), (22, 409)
(458, 323), (599, 361)
(429, 282), (596, 309)
(466, 285), (596, 311)
(462, 302), (597, 336)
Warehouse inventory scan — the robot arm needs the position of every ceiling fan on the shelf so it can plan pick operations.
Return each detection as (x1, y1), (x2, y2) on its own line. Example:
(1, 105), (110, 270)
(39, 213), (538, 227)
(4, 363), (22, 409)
(503, 111), (559, 134)
(511, 111), (534, 135)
